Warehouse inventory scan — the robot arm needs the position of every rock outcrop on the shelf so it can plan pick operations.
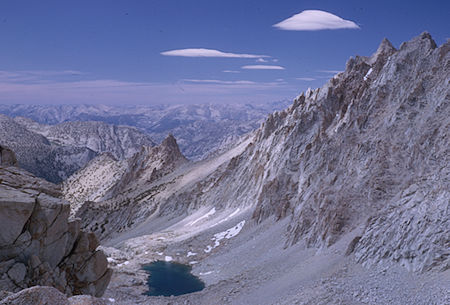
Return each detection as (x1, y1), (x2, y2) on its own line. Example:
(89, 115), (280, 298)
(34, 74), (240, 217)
(15, 119), (155, 160)
(0, 115), (154, 183)
(0, 286), (114, 305)
(0, 146), (17, 167)
(0, 114), (97, 183)
(71, 134), (189, 240)
(0, 152), (111, 297)
(78, 33), (449, 275)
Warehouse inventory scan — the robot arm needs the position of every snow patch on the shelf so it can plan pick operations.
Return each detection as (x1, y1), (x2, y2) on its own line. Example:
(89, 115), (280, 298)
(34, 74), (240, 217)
(164, 256), (173, 262)
(117, 261), (129, 267)
(364, 68), (373, 81)
(215, 208), (241, 226)
(187, 251), (197, 257)
(203, 220), (246, 253)
(199, 271), (213, 275)
(189, 261), (198, 265)
(189, 207), (216, 226)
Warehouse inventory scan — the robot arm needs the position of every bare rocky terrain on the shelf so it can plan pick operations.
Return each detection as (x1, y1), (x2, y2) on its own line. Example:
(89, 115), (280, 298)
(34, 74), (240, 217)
(0, 33), (449, 304)
(0, 146), (112, 301)
(0, 116), (153, 183)
(66, 33), (449, 304)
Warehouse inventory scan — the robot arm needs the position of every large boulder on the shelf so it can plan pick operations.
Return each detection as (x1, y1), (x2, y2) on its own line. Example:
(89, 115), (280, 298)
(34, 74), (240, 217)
(0, 145), (17, 167)
(0, 286), (114, 305)
(0, 154), (112, 297)
(0, 187), (35, 248)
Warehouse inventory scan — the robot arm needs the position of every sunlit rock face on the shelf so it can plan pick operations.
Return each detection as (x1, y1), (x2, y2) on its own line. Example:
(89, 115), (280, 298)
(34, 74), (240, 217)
(0, 150), (111, 297)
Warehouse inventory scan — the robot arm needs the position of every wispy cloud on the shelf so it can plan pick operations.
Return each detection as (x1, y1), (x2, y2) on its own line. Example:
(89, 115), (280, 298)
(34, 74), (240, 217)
(161, 48), (269, 58)
(317, 69), (343, 74)
(182, 79), (257, 85)
(0, 70), (84, 83)
(0, 71), (294, 104)
(256, 58), (269, 63)
(273, 10), (359, 31)
(242, 65), (285, 70)
(296, 77), (316, 81)
(222, 70), (241, 73)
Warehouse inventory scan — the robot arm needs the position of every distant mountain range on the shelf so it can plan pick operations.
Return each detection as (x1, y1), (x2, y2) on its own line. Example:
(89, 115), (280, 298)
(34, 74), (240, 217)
(0, 101), (291, 160)
(0, 114), (153, 183)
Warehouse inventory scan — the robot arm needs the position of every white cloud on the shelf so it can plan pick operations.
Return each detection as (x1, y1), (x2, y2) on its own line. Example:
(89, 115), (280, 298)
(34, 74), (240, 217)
(222, 70), (240, 73)
(296, 77), (316, 81)
(0, 70), (84, 83)
(242, 65), (285, 70)
(256, 58), (268, 63)
(317, 69), (343, 74)
(182, 79), (257, 85)
(161, 48), (269, 58)
(273, 10), (359, 31)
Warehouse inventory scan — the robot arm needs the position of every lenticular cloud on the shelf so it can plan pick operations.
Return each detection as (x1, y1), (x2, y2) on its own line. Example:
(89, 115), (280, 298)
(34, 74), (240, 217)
(273, 10), (359, 31)
(161, 48), (269, 58)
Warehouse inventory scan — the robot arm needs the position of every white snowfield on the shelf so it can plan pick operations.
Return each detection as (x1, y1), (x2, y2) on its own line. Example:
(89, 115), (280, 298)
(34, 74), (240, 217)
(189, 208), (216, 226)
(204, 220), (246, 253)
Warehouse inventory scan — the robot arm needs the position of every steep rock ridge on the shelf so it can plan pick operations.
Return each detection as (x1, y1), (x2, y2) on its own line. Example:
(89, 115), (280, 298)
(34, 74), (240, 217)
(0, 154), (111, 297)
(15, 118), (155, 160)
(62, 153), (128, 214)
(0, 114), (96, 183)
(0, 115), (154, 183)
(82, 33), (448, 276)
(109, 134), (187, 195)
(74, 136), (251, 242)
(231, 32), (448, 272)
(65, 134), (188, 230)
(249, 33), (448, 271)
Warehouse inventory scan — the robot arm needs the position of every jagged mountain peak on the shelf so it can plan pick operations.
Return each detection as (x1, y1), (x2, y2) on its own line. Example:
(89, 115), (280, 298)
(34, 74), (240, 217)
(400, 31), (437, 51)
(160, 133), (185, 159)
(368, 37), (396, 65)
(64, 134), (188, 211)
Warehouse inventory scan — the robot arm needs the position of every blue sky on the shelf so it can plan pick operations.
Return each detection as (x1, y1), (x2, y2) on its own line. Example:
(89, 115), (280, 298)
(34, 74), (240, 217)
(0, 0), (448, 105)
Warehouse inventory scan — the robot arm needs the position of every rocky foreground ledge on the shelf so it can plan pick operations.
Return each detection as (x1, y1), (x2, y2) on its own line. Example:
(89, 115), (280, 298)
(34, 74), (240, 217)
(0, 146), (112, 302)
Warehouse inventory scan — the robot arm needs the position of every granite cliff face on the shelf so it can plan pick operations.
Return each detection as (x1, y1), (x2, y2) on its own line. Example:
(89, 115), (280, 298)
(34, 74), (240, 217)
(15, 118), (155, 160)
(0, 116), (153, 183)
(0, 147), (111, 298)
(63, 134), (187, 216)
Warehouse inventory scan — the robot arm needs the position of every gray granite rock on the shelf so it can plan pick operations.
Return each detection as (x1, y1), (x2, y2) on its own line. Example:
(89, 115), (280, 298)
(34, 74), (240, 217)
(0, 152), (111, 298)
